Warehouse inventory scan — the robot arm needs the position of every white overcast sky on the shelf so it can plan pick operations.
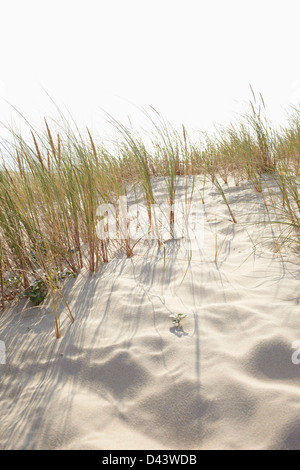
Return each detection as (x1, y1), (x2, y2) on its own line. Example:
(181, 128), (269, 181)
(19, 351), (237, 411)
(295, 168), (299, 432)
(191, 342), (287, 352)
(0, 0), (299, 139)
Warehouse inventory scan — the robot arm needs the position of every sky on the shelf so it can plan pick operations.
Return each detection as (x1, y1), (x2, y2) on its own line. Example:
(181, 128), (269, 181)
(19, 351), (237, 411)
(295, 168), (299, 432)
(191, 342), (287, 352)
(0, 0), (299, 142)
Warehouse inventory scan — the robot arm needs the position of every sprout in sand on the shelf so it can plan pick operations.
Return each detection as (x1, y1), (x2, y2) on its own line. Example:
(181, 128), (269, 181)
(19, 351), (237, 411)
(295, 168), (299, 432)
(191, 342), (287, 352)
(169, 313), (188, 328)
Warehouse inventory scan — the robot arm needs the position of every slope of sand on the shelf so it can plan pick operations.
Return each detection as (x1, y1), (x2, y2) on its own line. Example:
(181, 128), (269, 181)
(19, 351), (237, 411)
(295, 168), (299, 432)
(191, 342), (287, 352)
(0, 176), (300, 450)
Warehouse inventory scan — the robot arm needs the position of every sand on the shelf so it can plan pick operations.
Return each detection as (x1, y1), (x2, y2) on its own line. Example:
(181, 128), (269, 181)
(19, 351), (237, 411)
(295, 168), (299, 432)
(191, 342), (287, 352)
(0, 176), (299, 450)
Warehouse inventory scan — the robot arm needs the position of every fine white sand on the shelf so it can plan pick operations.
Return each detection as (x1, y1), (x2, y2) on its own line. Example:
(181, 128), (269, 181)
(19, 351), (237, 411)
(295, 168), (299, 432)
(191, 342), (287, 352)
(0, 176), (299, 450)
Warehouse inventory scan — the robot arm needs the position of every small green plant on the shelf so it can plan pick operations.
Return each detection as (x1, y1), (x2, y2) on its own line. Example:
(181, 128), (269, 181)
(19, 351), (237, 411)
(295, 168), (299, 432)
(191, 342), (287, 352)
(23, 279), (48, 306)
(169, 313), (188, 327)
(56, 270), (77, 282)
(4, 274), (23, 288)
(1, 274), (23, 304)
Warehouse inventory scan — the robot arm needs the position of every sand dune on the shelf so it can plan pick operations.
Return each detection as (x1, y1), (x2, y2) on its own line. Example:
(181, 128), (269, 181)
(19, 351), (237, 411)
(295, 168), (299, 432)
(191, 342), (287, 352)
(0, 177), (299, 450)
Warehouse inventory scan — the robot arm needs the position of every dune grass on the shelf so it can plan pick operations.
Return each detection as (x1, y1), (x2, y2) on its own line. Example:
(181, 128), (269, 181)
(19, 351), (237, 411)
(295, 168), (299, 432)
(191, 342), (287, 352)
(0, 95), (299, 336)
